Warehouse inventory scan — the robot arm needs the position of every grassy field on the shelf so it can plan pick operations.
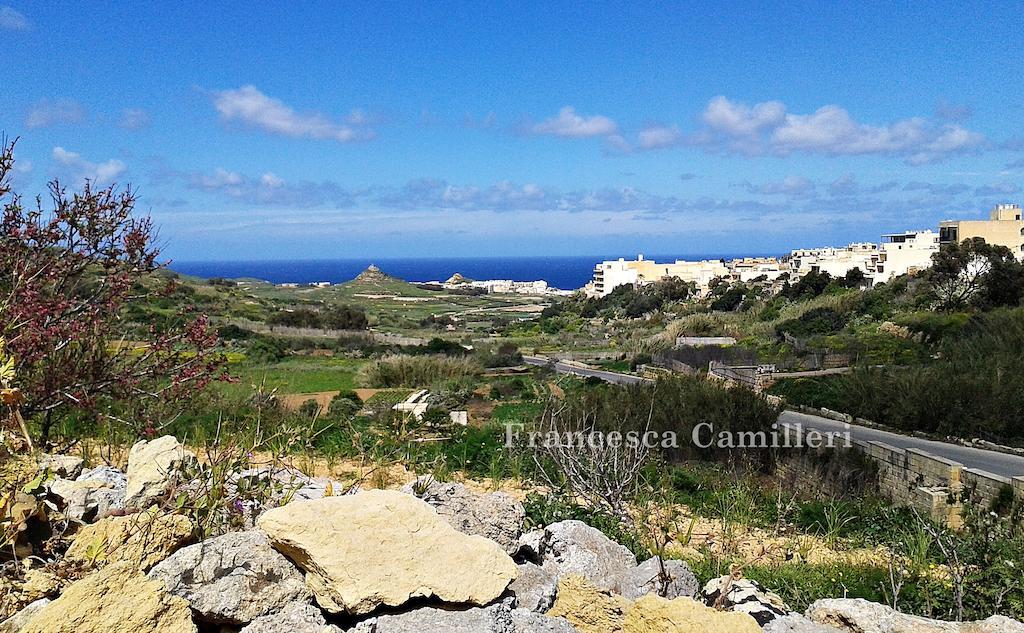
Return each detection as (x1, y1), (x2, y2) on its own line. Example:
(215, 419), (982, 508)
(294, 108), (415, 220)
(221, 357), (364, 396)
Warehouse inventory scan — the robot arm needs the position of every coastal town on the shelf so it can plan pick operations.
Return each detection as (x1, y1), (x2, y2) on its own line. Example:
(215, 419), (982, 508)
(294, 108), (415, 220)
(587, 203), (1024, 298)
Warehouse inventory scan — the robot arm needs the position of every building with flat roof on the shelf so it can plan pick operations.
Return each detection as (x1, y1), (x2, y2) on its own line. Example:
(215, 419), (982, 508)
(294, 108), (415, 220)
(788, 243), (879, 280)
(587, 255), (728, 297)
(875, 230), (939, 283)
(939, 204), (1024, 259)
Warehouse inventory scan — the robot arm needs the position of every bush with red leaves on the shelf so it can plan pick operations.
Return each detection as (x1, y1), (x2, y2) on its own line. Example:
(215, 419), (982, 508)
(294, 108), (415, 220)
(0, 137), (228, 446)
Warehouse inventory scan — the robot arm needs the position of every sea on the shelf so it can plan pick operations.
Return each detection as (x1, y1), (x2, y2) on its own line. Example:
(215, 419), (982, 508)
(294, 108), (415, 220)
(170, 254), (773, 291)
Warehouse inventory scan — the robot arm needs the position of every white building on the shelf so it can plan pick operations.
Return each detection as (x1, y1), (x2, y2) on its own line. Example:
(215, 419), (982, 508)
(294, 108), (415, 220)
(874, 230), (939, 283)
(726, 257), (787, 283)
(788, 243), (879, 280)
(587, 255), (728, 297)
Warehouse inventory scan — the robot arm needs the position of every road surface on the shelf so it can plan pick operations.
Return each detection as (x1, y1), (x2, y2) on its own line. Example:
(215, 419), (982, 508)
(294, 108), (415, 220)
(525, 355), (1024, 478)
(523, 355), (651, 385)
(780, 409), (1024, 478)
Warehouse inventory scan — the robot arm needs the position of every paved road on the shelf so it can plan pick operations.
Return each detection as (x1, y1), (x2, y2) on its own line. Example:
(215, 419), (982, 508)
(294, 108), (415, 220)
(780, 409), (1024, 478)
(525, 355), (1024, 477)
(523, 355), (651, 385)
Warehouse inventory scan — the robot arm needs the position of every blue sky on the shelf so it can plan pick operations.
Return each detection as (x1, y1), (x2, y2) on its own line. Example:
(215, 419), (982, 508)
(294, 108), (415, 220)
(2, 1), (1023, 261)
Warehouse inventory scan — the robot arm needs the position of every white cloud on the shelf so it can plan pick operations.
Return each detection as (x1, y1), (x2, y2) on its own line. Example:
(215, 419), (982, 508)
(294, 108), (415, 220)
(530, 106), (618, 138)
(637, 125), (683, 150)
(0, 6), (28, 30)
(186, 167), (353, 207)
(743, 175), (815, 196)
(25, 99), (84, 128)
(52, 147), (126, 185)
(702, 96), (786, 136)
(119, 108), (150, 130)
(211, 85), (373, 142)
(260, 172), (284, 187)
(691, 96), (985, 164)
(193, 167), (245, 192)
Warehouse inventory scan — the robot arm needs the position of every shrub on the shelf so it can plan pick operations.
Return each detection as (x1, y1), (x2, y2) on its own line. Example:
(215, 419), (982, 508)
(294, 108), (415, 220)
(776, 307), (848, 338)
(246, 337), (286, 363)
(358, 355), (483, 388)
(267, 308), (322, 328)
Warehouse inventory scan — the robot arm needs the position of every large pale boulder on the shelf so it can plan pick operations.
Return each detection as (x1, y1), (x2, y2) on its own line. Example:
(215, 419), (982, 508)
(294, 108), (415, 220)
(148, 530), (310, 624)
(620, 557), (698, 601)
(701, 575), (790, 626)
(64, 510), (194, 571)
(623, 594), (761, 633)
(19, 561), (196, 633)
(239, 602), (342, 633)
(806, 598), (1024, 632)
(257, 489), (517, 615)
(124, 436), (195, 508)
(541, 521), (637, 593)
(509, 562), (558, 612)
(402, 478), (526, 555)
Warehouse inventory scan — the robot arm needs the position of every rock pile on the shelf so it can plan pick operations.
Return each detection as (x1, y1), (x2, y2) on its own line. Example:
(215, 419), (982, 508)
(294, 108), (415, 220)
(5, 436), (1024, 633)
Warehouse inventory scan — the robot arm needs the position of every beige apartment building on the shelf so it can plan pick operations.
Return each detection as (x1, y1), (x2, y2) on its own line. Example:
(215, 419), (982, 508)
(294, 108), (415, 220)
(939, 204), (1024, 259)
(588, 255), (728, 297)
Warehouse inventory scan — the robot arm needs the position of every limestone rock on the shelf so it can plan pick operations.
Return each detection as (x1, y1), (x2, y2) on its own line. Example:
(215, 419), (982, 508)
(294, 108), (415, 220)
(806, 598), (1024, 632)
(49, 477), (124, 523)
(78, 465), (128, 494)
(509, 562), (558, 612)
(349, 600), (578, 633)
(516, 529), (546, 563)
(64, 510), (194, 571)
(348, 602), (514, 633)
(547, 575), (629, 633)
(257, 489), (517, 615)
(125, 436), (196, 508)
(19, 561), (196, 633)
(763, 614), (838, 633)
(512, 610), (579, 633)
(541, 521), (636, 593)
(37, 455), (83, 479)
(701, 575), (790, 626)
(240, 602), (342, 633)
(57, 466), (128, 523)
(402, 478), (526, 555)
(0, 599), (49, 633)
(148, 530), (310, 624)
(620, 557), (698, 601)
(623, 594), (761, 633)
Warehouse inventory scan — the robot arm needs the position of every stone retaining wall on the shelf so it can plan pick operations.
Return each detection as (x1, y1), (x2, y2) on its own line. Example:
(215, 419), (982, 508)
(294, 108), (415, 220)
(780, 424), (970, 527)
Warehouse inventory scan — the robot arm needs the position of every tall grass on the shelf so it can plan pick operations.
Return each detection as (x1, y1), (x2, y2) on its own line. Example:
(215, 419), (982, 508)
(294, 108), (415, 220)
(358, 354), (482, 388)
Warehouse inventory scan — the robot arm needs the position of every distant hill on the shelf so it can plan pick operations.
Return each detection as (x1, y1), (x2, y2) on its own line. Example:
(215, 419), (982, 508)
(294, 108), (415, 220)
(354, 264), (402, 284)
(339, 265), (433, 298)
(445, 272), (473, 285)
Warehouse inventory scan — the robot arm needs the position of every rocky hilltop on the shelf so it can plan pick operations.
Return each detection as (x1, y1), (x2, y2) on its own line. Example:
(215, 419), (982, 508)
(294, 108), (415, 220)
(445, 272), (472, 285)
(3, 438), (1023, 633)
(353, 264), (401, 284)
